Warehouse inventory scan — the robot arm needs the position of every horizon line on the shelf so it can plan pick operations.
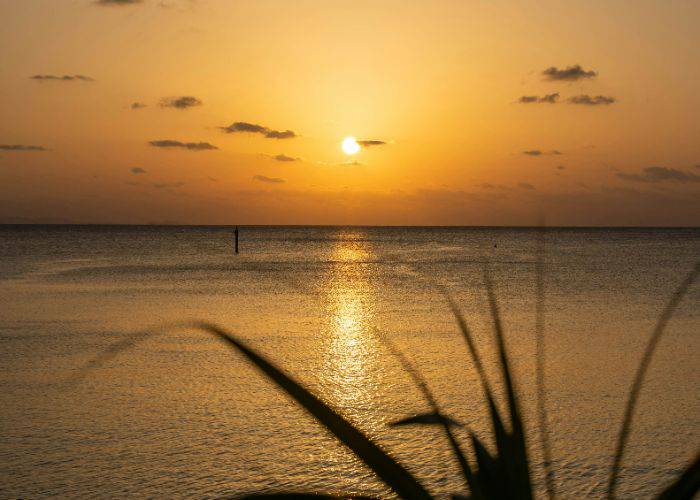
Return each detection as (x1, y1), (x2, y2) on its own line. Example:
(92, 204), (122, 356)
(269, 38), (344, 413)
(1, 223), (699, 230)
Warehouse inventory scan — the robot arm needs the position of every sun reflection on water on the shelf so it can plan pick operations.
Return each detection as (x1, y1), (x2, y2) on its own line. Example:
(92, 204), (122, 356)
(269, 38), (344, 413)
(318, 230), (383, 424)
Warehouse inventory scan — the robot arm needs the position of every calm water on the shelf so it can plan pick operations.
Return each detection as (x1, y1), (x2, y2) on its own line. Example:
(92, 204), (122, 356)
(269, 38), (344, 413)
(1, 225), (698, 498)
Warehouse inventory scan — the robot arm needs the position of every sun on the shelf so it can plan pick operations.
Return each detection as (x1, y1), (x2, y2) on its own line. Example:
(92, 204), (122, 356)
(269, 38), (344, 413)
(342, 136), (361, 155)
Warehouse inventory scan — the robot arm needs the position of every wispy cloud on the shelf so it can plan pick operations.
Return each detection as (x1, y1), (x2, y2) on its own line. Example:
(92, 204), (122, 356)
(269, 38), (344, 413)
(518, 93), (560, 104)
(221, 121), (297, 139)
(542, 65), (597, 81)
(30, 74), (94, 82)
(523, 150), (561, 156)
(131, 102), (147, 110)
(357, 140), (386, 147)
(568, 94), (616, 105)
(131, 167), (147, 174)
(271, 154), (299, 162)
(253, 174), (285, 183)
(617, 166), (700, 183)
(0, 144), (47, 151)
(159, 96), (202, 109)
(149, 140), (218, 151)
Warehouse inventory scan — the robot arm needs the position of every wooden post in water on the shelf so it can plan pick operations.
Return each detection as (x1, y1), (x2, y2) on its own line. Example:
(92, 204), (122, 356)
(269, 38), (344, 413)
(234, 226), (239, 254)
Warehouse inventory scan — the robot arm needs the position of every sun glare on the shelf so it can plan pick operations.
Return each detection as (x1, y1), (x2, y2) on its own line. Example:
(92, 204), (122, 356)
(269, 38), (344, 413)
(342, 137), (361, 155)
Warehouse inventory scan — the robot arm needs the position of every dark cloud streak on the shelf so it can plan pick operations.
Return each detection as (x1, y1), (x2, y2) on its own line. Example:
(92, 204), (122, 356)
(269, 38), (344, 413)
(519, 93), (560, 104)
(264, 129), (296, 139)
(221, 122), (297, 139)
(159, 96), (202, 109)
(542, 65), (597, 81)
(149, 140), (218, 151)
(617, 166), (700, 183)
(568, 94), (616, 105)
(30, 74), (94, 82)
(523, 150), (562, 156)
(0, 144), (47, 151)
(357, 140), (386, 147)
(273, 154), (299, 162)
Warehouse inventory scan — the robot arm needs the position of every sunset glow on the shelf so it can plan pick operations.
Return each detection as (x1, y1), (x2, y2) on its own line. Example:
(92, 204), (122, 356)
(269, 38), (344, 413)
(0, 1), (698, 226)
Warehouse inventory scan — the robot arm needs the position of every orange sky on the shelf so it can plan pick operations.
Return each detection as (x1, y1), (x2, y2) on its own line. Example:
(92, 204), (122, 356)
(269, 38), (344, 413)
(1, 0), (699, 225)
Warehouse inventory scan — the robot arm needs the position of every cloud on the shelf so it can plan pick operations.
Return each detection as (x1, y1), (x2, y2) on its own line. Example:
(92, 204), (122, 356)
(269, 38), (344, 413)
(159, 96), (202, 109)
(540, 93), (560, 104)
(272, 154), (299, 162)
(131, 167), (147, 174)
(253, 174), (285, 184)
(30, 74), (94, 82)
(149, 140), (218, 151)
(357, 140), (386, 147)
(131, 102), (147, 109)
(617, 166), (700, 183)
(557, 165), (566, 170)
(523, 150), (561, 156)
(221, 121), (297, 139)
(0, 144), (47, 151)
(518, 182), (536, 190)
(542, 65), (597, 81)
(224, 122), (267, 134)
(519, 96), (538, 104)
(518, 92), (560, 104)
(568, 94), (616, 105)
(264, 129), (296, 139)
(95, 0), (143, 5)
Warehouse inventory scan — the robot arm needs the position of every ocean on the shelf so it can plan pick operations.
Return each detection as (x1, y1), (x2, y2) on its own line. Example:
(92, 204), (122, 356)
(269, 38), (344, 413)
(1, 225), (698, 498)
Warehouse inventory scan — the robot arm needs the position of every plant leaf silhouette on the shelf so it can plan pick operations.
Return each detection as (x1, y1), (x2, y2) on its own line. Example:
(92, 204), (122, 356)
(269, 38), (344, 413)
(656, 453), (700, 500)
(390, 412), (463, 427)
(78, 321), (432, 500)
(608, 262), (700, 498)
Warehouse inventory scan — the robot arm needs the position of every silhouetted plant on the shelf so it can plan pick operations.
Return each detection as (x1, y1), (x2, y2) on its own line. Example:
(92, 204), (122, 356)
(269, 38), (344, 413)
(79, 260), (700, 499)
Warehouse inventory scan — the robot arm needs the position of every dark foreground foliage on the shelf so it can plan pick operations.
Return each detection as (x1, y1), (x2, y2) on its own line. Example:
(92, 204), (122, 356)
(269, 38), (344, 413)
(79, 260), (700, 499)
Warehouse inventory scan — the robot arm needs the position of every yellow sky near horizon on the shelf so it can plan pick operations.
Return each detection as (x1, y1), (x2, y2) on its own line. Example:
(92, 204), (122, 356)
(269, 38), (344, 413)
(1, 0), (699, 225)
